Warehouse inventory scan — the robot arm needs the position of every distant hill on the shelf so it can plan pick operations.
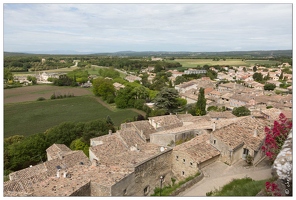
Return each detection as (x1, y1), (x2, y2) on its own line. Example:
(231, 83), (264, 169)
(4, 50), (292, 58)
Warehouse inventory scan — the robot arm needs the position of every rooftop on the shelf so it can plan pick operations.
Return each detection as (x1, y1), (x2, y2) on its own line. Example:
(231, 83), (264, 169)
(173, 134), (220, 164)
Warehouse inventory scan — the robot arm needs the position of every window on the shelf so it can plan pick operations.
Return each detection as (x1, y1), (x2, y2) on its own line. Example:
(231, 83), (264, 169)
(123, 189), (127, 196)
(190, 162), (193, 167)
(213, 140), (216, 145)
(144, 186), (150, 196)
(183, 159), (186, 163)
(176, 155), (179, 160)
(182, 171), (185, 176)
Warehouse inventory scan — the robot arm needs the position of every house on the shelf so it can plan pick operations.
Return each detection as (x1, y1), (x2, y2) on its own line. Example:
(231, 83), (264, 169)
(150, 117), (213, 147)
(89, 128), (173, 196)
(148, 115), (183, 131)
(266, 80), (281, 87)
(217, 82), (237, 92)
(125, 75), (141, 83)
(183, 69), (207, 75)
(229, 94), (256, 108)
(260, 108), (284, 121)
(113, 82), (125, 90)
(206, 111), (236, 120)
(210, 116), (270, 165)
(172, 134), (220, 180)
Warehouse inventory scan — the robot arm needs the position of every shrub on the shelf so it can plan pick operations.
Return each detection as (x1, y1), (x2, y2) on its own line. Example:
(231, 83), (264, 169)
(37, 97), (46, 101)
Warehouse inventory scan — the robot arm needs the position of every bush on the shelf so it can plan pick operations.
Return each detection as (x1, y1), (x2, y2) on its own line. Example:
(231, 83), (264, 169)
(37, 97), (46, 101)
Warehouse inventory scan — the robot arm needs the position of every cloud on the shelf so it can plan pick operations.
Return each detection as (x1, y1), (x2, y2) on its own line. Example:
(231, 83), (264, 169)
(3, 3), (292, 52)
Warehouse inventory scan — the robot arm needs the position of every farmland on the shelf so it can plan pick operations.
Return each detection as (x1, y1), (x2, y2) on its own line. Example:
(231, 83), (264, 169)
(4, 86), (140, 138)
(171, 58), (280, 68)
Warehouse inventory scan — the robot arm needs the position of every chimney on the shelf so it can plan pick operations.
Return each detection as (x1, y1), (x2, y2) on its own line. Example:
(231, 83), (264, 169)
(212, 122), (216, 132)
(92, 159), (99, 167)
(63, 171), (67, 178)
(109, 130), (112, 135)
(57, 169), (60, 178)
(253, 125), (258, 137)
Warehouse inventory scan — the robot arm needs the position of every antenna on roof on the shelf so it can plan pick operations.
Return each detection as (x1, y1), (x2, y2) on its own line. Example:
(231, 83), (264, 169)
(160, 147), (165, 152)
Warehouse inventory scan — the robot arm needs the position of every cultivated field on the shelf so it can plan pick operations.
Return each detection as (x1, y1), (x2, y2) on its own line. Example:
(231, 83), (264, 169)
(4, 85), (92, 104)
(4, 86), (140, 138)
(173, 59), (279, 68)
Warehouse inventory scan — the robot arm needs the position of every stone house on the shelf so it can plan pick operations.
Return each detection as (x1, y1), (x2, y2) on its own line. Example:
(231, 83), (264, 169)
(113, 82), (125, 90)
(217, 82), (237, 92)
(229, 94), (256, 108)
(89, 127), (173, 196)
(172, 134), (220, 180)
(148, 115), (183, 131)
(125, 75), (142, 83)
(210, 116), (270, 165)
(183, 69), (207, 75)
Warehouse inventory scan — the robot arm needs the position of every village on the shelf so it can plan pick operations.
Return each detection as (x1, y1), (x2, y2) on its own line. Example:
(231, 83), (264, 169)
(4, 60), (293, 196)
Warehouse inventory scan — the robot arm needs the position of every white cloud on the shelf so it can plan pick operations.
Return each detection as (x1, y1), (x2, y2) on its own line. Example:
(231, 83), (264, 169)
(3, 3), (292, 52)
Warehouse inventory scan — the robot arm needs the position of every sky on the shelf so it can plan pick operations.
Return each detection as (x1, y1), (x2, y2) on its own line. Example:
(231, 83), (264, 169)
(3, 2), (293, 53)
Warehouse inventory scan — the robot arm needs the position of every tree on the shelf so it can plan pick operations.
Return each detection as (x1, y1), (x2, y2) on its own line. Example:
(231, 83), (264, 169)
(279, 71), (284, 80)
(92, 77), (116, 100)
(232, 106), (251, 117)
(196, 87), (206, 116)
(154, 63), (163, 73)
(253, 66), (257, 72)
(27, 76), (37, 85)
(4, 68), (13, 82)
(70, 138), (89, 157)
(243, 67), (247, 72)
(253, 72), (263, 82)
(264, 83), (276, 91)
(153, 87), (180, 113)
(174, 76), (187, 85)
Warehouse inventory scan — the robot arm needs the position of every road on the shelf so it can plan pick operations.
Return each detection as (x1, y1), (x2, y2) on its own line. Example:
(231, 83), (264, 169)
(178, 159), (273, 196)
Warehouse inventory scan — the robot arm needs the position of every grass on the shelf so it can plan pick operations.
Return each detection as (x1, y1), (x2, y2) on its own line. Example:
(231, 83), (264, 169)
(170, 58), (279, 68)
(151, 172), (200, 196)
(206, 177), (267, 196)
(4, 96), (139, 138)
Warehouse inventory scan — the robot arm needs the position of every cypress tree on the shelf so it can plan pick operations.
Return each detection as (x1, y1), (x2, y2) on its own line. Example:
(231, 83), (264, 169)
(196, 87), (206, 116)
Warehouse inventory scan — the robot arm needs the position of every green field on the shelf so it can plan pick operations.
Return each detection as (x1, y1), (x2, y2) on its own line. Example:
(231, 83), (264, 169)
(172, 59), (280, 68)
(4, 96), (139, 138)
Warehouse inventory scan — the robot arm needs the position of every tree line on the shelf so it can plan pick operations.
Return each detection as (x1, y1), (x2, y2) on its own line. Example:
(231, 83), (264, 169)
(4, 118), (115, 176)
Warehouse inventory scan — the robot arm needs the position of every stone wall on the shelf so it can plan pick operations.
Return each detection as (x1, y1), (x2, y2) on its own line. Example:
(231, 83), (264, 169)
(132, 149), (173, 196)
(271, 130), (292, 196)
(70, 182), (91, 196)
(150, 133), (175, 147)
(90, 182), (111, 196)
(170, 172), (204, 196)
(172, 151), (199, 180)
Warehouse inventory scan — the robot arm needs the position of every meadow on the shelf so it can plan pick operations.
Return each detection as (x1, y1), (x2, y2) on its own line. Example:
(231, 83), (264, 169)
(4, 86), (140, 138)
(172, 58), (280, 68)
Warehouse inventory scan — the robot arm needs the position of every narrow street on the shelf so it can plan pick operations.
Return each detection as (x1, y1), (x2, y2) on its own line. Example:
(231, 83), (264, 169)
(178, 159), (272, 196)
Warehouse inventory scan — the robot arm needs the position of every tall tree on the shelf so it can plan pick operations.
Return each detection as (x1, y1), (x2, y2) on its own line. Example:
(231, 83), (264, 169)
(253, 66), (257, 72)
(279, 71), (284, 80)
(153, 87), (180, 113)
(196, 87), (206, 116)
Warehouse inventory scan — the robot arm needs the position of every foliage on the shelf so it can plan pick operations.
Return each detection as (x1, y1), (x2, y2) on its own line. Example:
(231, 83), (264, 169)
(98, 67), (120, 79)
(264, 83), (276, 91)
(69, 138), (89, 157)
(50, 92), (74, 99)
(53, 74), (77, 86)
(4, 68), (14, 81)
(253, 66), (257, 72)
(265, 181), (281, 196)
(151, 172), (200, 196)
(4, 118), (114, 171)
(262, 113), (292, 162)
(92, 77), (116, 100)
(67, 69), (89, 84)
(174, 76), (188, 85)
(253, 72), (263, 82)
(232, 106), (251, 117)
(196, 87), (206, 116)
(206, 177), (266, 196)
(153, 88), (180, 113)
(37, 97), (46, 101)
